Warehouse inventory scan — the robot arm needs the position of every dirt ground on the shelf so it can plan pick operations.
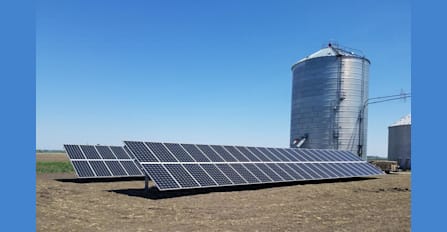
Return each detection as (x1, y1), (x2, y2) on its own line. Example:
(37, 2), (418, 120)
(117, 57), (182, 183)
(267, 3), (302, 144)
(36, 153), (68, 162)
(36, 154), (411, 232)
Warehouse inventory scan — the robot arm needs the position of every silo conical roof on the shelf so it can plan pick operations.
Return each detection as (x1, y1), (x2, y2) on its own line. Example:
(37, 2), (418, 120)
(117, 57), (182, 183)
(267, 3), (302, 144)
(292, 44), (369, 70)
(390, 114), (411, 127)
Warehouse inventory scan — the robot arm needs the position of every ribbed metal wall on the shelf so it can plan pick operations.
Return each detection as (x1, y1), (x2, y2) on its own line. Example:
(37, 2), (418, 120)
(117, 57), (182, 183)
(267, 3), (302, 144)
(388, 125), (411, 169)
(290, 47), (370, 159)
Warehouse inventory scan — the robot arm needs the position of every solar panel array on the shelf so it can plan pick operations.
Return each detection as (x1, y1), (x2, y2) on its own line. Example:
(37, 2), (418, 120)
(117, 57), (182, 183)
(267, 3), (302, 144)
(125, 141), (383, 191)
(64, 145), (144, 178)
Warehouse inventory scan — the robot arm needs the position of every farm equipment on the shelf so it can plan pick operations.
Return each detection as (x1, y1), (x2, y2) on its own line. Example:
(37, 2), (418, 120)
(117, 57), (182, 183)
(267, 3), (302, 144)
(368, 160), (399, 174)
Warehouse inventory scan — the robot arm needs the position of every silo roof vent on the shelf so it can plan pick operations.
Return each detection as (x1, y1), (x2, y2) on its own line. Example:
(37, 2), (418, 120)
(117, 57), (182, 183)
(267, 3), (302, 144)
(390, 114), (411, 127)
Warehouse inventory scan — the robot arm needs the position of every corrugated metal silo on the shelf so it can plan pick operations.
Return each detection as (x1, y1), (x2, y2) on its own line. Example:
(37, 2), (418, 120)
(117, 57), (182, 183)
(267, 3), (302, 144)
(290, 44), (370, 159)
(388, 114), (411, 169)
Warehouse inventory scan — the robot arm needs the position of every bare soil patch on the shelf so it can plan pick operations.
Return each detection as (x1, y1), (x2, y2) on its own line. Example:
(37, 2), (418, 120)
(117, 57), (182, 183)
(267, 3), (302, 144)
(36, 153), (68, 162)
(36, 172), (410, 231)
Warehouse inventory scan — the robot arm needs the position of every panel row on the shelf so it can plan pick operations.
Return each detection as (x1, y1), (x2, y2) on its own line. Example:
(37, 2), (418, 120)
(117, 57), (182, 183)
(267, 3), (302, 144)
(124, 141), (363, 163)
(72, 160), (143, 178)
(141, 162), (383, 191)
(64, 144), (144, 178)
(64, 145), (133, 160)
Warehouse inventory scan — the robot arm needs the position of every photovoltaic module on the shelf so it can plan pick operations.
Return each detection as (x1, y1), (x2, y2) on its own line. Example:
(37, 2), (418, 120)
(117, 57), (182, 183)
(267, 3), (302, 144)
(64, 145), (143, 178)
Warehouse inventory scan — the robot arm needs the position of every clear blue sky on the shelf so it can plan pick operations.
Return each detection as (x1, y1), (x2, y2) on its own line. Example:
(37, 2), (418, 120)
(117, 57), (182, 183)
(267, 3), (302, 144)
(36, 0), (410, 157)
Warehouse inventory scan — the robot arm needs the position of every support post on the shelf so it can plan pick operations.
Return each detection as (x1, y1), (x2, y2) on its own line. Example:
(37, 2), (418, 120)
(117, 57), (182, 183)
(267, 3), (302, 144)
(144, 175), (149, 192)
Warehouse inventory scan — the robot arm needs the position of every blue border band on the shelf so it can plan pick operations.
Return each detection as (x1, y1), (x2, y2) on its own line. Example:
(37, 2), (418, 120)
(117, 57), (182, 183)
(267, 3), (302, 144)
(0, 0), (36, 230)
(412, 0), (447, 230)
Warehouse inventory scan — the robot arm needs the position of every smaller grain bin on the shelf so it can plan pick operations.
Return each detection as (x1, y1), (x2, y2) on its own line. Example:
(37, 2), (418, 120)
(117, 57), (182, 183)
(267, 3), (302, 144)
(388, 114), (411, 169)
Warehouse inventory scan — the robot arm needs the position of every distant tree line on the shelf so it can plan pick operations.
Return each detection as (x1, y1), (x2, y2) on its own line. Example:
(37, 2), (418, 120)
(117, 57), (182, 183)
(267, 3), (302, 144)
(36, 149), (65, 153)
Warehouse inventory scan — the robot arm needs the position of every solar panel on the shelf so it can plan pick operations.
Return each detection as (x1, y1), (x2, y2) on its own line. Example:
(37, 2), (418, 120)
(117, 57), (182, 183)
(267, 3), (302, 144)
(215, 164), (246, 184)
(65, 145), (85, 159)
(125, 141), (383, 191)
(200, 164), (233, 185)
(164, 143), (195, 162)
(196, 145), (225, 162)
(276, 148), (300, 161)
(183, 164), (217, 186)
(243, 163), (272, 182)
(236, 147), (261, 161)
(124, 141), (158, 162)
(105, 161), (127, 176)
(89, 161), (112, 176)
(80, 145), (101, 159)
(229, 163), (260, 183)
(256, 163), (283, 181)
(265, 163), (295, 181)
(266, 148), (291, 161)
(96, 146), (116, 159)
(181, 144), (210, 162)
(145, 142), (178, 162)
(288, 163), (313, 179)
(164, 164), (200, 188)
(64, 144), (144, 178)
(210, 145), (238, 162)
(141, 164), (179, 190)
(276, 163), (304, 180)
(71, 161), (94, 177)
(112, 146), (132, 159)
(121, 161), (143, 176)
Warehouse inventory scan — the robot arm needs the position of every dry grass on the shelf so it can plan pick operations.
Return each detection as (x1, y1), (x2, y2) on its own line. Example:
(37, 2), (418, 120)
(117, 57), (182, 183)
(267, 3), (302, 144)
(36, 153), (68, 162)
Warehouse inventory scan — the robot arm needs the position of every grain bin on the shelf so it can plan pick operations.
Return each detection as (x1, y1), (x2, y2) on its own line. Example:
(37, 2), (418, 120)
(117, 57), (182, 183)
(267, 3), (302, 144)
(290, 44), (370, 159)
(388, 114), (411, 170)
